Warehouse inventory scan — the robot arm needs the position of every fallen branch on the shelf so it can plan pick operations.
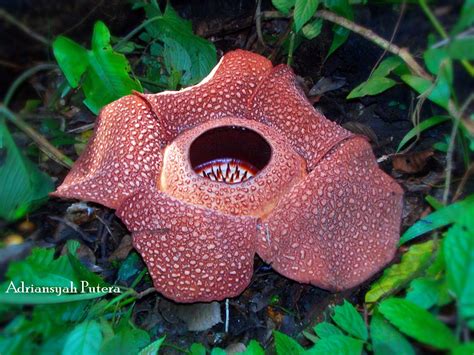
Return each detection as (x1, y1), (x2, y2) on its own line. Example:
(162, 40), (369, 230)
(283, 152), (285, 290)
(0, 8), (50, 46)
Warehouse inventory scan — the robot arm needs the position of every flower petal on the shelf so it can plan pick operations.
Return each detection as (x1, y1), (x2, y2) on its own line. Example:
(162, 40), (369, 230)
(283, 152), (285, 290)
(257, 137), (403, 290)
(116, 188), (258, 303)
(51, 94), (165, 209)
(249, 65), (353, 170)
(141, 50), (272, 139)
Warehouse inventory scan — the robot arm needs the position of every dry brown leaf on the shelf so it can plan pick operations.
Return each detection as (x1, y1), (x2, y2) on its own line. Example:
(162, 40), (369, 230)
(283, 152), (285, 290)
(108, 234), (133, 262)
(392, 150), (434, 174)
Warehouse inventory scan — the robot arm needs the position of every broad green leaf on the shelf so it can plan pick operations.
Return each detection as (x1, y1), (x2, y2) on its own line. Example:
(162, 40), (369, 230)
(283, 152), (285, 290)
(397, 115), (451, 152)
(143, 4), (216, 85)
(331, 300), (367, 340)
(424, 47), (450, 77)
(370, 313), (414, 355)
(273, 331), (305, 355)
(448, 38), (474, 60)
(302, 18), (323, 40)
(451, 0), (474, 35)
(327, 25), (350, 58)
(162, 37), (192, 85)
(237, 340), (265, 355)
(0, 121), (53, 221)
(306, 335), (363, 355)
(444, 212), (474, 327)
(372, 56), (404, 77)
(294, 0), (319, 33)
(347, 77), (397, 99)
(53, 21), (142, 114)
(406, 277), (451, 309)
(400, 195), (474, 244)
(452, 342), (474, 355)
(211, 348), (226, 355)
(378, 298), (458, 350)
(401, 74), (450, 110)
(324, 0), (352, 58)
(365, 240), (434, 303)
(101, 328), (150, 355)
(138, 336), (166, 355)
(0, 291), (106, 304)
(189, 343), (207, 355)
(272, 0), (296, 14)
(53, 37), (89, 87)
(62, 320), (103, 355)
(314, 322), (343, 338)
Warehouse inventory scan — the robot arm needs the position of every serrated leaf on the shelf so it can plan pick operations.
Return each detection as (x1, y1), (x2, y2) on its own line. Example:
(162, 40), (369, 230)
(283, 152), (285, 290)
(302, 18), (323, 39)
(365, 240), (434, 303)
(444, 211), (474, 327)
(294, 0), (319, 32)
(0, 121), (53, 221)
(138, 336), (166, 355)
(347, 77), (397, 99)
(314, 322), (343, 338)
(272, 0), (296, 14)
(62, 320), (103, 355)
(306, 335), (363, 355)
(397, 115), (451, 152)
(370, 313), (414, 355)
(378, 298), (458, 350)
(273, 331), (304, 355)
(331, 300), (367, 340)
(400, 195), (474, 244)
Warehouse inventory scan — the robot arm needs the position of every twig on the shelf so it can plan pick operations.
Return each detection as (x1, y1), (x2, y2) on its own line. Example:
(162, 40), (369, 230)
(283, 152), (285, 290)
(263, 9), (432, 80)
(3, 63), (58, 107)
(0, 105), (74, 169)
(453, 162), (474, 201)
(135, 287), (156, 299)
(0, 8), (50, 46)
(225, 298), (230, 333)
(255, 0), (266, 46)
(369, 1), (406, 77)
(442, 93), (474, 204)
(287, 31), (296, 66)
(114, 16), (163, 51)
(419, 0), (474, 76)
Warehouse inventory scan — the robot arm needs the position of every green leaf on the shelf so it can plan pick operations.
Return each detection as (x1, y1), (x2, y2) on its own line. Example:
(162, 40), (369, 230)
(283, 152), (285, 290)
(314, 322), (343, 338)
(347, 77), (397, 99)
(0, 121), (53, 221)
(302, 18), (323, 40)
(101, 328), (150, 355)
(62, 320), (103, 355)
(452, 342), (474, 355)
(444, 211), (474, 327)
(451, 0), (474, 35)
(53, 37), (89, 87)
(397, 115), (451, 152)
(401, 74), (450, 110)
(272, 0), (296, 14)
(138, 336), (166, 355)
(327, 25), (350, 58)
(143, 4), (216, 85)
(406, 277), (451, 309)
(273, 331), (304, 355)
(210, 348), (227, 355)
(331, 300), (367, 340)
(237, 340), (265, 355)
(53, 21), (142, 114)
(448, 38), (474, 60)
(400, 195), (474, 244)
(189, 343), (207, 355)
(370, 313), (414, 355)
(372, 56), (404, 77)
(378, 298), (458, 350)
(306, 335), (364, 355)
(365, 240), (434, 303)
(294, 0), (319, 33)
(0, 291), (106, 305)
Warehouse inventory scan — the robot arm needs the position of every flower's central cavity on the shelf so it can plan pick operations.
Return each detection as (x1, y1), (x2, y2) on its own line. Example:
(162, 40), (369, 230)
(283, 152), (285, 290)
(190, 126), (272, 184)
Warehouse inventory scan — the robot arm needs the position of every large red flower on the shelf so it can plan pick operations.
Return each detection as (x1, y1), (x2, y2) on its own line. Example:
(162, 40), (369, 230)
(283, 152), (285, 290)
(53, 50), (403, 303)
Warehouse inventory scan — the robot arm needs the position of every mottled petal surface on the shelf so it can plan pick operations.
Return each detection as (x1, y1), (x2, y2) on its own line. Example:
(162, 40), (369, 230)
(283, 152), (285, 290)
(257, 137), (403, 290)
(52, 94), (165, 209)
(142, 50), (273, 140)
(116, 188), (257, 303)
(249, 65), (353, 171)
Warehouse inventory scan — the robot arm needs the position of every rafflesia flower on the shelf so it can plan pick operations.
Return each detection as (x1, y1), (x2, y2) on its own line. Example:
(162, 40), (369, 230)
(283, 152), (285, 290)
(53, 50), (403, 303)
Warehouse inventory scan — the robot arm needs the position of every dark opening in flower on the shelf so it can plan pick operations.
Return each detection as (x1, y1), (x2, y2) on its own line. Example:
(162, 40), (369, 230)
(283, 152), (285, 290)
(190, 126), (272, 184)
